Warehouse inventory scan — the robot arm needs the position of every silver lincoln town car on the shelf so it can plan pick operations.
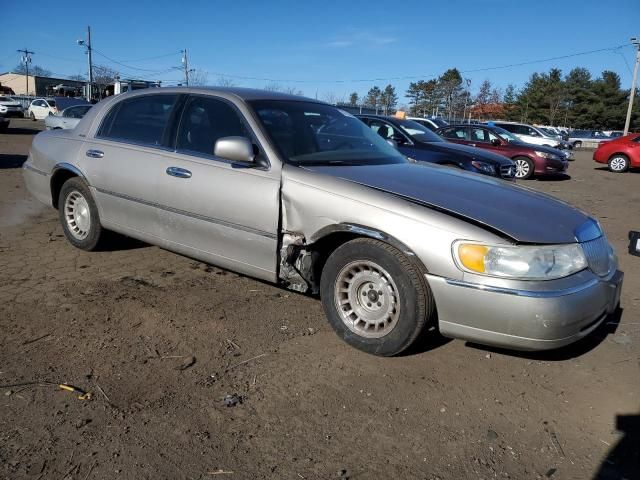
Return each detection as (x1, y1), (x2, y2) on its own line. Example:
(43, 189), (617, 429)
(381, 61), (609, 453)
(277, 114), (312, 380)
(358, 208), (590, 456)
(23, 87), (623, 356)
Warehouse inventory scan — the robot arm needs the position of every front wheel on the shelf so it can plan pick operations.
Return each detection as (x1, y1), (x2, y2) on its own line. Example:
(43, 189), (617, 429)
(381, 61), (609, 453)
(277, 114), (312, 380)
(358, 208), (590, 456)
(608, 154), (629, 173)
(30, 111), (36, 121)
(513, 156), (534, 180)
(320, 238), (434, 356)
(573, 141), (582, 148)
(58, 177), (105, 251)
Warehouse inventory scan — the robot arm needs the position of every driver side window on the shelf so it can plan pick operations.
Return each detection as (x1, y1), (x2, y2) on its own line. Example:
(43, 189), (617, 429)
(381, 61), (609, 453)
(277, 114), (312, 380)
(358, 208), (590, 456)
(368, 120), (403, 142)
(176, 96), (250, 158)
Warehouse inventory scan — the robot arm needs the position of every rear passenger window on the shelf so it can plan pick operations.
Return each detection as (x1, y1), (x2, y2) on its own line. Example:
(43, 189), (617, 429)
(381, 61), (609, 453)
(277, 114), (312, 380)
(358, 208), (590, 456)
(441, 127), (468, 140)
(176, 96), (249, 157)
(98, 94), (178, 146)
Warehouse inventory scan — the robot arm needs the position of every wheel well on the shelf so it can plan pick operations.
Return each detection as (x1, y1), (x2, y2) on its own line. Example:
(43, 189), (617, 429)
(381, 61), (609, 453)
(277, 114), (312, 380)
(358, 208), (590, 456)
(608, 152), (629, 161)
(50, 169), (78, 209)
(304, 230), (429, 293)
(309, 232), (361, 287)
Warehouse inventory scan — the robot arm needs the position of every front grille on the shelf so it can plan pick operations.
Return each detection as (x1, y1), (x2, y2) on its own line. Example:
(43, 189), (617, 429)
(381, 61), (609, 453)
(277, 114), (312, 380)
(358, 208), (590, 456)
(500, 164), (515, 179)
(581, 236), (612, 277)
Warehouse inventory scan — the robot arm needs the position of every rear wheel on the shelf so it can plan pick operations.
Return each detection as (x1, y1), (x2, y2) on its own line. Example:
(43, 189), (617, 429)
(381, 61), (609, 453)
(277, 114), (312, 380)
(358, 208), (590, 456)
(608, 154), (629, 173)
(573, 141), (582, 148)
(320, 238), (434, 356)
(58, 177), (105, 251)
(513, 156), (534, 180)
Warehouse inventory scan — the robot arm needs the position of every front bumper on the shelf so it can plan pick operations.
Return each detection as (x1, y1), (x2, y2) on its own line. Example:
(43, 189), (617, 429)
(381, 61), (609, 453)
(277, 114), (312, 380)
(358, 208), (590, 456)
(0, 108), (24, 117)
(426, 269), (623, 351)
(536, 158), (568, 175)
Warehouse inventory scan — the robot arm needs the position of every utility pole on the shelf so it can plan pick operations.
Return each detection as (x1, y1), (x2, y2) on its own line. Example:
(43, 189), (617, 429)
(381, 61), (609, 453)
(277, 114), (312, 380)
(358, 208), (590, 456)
(623, 37), (640, 136)
(77, 26), (94, 101)
(182, 49), (189, 86)
(17, 48), (34, 96)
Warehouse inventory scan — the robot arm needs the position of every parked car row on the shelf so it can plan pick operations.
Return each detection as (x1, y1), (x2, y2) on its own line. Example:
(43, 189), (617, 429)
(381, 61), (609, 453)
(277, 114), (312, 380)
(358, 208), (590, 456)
(22, 87), (623, 357)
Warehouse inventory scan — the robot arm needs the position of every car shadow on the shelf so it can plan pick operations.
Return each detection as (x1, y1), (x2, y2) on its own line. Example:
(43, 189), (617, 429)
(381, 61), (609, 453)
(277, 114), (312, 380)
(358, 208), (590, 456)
(464, 307), (623, 361)
(593, 413), (640, 479)
(535, 173), (571, 182)
(2, 125), (41, 135)
(98, 233), (150, 251)
(594, 166), (640, 174)
(0, 154), (28, 169)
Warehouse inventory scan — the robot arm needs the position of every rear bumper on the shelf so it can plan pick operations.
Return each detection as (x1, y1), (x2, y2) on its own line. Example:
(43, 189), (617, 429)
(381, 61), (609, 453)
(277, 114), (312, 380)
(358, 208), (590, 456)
(22, 159), (53, 207)
(426, 269), (623, 351)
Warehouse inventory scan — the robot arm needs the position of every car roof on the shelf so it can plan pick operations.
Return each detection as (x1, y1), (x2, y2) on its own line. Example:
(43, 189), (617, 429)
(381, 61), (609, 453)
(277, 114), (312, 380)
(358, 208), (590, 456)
(119, 86), (324, 103)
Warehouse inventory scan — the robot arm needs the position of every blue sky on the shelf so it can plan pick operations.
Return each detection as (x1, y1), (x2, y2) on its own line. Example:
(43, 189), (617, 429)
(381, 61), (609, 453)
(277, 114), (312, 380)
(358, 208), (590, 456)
(1, 0), (639, 103)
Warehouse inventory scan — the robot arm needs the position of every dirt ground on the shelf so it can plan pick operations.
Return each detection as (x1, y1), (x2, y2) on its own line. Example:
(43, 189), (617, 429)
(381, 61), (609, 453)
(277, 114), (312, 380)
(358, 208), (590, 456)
(0, 118), (638, 480)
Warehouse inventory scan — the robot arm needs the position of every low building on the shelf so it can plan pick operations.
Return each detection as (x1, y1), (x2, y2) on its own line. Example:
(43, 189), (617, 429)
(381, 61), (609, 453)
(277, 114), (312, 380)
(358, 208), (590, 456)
(0, 72), (84, 97)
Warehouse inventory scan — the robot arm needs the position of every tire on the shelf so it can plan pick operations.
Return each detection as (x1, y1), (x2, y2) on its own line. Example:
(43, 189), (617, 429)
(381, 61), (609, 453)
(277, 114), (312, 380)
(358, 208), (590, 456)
(30, 111), (36, 121)
(320, 238), (434, 356)
(573, 141), (582, 148)
(513, 156), (534, 180)
(608, 154), (629, 173)
(58, 177), (105, 251)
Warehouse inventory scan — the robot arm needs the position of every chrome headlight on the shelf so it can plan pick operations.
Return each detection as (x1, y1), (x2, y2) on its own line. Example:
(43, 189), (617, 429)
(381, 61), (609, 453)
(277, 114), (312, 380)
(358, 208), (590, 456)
(535, 151), (560, 160)
(453, 241), (587, 280)
(471, 160), (495, 174)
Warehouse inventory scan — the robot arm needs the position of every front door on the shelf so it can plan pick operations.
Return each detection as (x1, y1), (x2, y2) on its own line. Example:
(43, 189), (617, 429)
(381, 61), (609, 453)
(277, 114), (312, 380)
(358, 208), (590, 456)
(153, 94), (281, 281)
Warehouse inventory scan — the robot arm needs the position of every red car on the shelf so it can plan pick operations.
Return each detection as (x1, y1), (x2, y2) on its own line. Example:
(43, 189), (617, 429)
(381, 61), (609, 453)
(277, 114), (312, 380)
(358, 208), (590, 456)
(436, 124), (570, 180)
(593, 133), (640, 173)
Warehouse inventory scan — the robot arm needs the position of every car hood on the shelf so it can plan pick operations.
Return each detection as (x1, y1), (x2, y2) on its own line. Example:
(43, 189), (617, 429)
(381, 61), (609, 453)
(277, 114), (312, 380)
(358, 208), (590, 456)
(0, 101), (21, 107)
(417, 141), (514, 165)
(303, 162), (591, 244)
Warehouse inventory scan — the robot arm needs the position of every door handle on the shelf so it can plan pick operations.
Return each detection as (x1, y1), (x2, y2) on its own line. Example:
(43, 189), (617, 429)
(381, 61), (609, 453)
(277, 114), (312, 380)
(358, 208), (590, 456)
(86, 149), (104, 158)
(166, 167), (192, 179)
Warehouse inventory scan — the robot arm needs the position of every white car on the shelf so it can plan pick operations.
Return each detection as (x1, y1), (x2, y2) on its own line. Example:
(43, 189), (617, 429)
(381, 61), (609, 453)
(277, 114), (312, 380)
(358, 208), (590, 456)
(27, 98), (58, 120)
(0, 96), (24, 117)
(492, 121), (561, 148)
(407, 116), (448, 132)
(44, 104), (92, 130)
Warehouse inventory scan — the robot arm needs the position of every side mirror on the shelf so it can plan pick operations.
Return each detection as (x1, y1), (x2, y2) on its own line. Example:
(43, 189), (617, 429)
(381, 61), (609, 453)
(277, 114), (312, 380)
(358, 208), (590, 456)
(214, 136), (255, 163)
(491, 138), (502, 146)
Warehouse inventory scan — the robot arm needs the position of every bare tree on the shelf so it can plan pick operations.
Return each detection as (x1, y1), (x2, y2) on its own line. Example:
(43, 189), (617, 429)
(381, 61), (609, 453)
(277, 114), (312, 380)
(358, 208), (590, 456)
(215, 75), (238, 87)
(322, 91), (345, 104)
(189, 69), (209, 86)
(263, 83), (303, 96)
(13, 64), (51, 77)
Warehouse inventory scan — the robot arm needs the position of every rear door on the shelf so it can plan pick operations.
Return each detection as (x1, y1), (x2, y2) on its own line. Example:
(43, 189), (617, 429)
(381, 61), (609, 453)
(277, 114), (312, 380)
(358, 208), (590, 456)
(81, 93), (181, 238)
(151, 94), (281, 281)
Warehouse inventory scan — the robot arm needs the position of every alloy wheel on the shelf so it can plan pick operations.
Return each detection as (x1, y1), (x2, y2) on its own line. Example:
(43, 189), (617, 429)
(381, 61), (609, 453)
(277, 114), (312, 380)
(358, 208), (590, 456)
(514, 158), (530, 178)
(609, 156), (628, 172)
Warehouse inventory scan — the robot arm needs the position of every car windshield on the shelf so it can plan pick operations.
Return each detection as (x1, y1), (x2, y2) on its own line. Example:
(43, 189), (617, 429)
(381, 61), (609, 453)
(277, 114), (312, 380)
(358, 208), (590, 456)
(394, 119), (444, 142)
(250, 100), (407, 166)
(493, 126), (522, 143)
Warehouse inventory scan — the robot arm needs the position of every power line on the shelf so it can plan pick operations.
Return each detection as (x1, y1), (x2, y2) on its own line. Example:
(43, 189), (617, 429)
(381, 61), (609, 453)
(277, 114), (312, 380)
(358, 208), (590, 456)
(92, 48), (172, 72)
(198, 43), (633, 85)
